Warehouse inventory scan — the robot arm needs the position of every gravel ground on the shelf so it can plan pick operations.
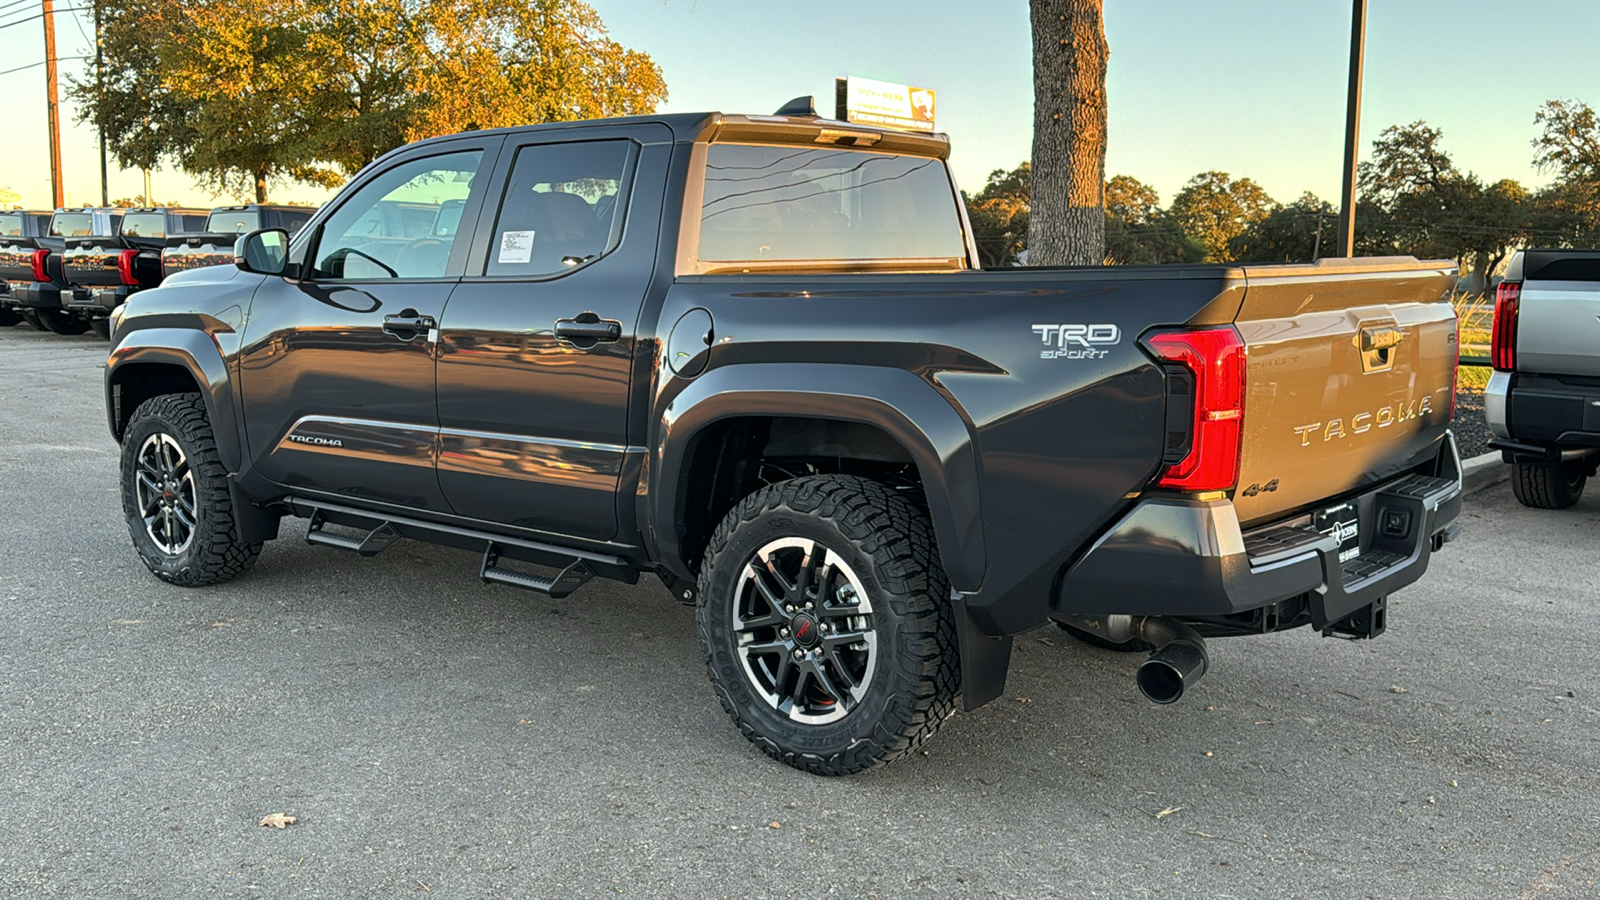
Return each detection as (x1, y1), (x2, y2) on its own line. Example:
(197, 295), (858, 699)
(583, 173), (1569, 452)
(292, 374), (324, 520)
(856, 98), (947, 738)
(1452, 391), (1491, 460)
(3, 326), (1598, 899)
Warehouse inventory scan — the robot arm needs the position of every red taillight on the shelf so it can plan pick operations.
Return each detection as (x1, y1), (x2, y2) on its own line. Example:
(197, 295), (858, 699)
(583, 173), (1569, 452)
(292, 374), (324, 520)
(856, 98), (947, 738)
(1491, 281), (1520, 372)
(1148, 327), (1247, 491)
(117, 248), (139, 286)
(30, 248), (49, 282)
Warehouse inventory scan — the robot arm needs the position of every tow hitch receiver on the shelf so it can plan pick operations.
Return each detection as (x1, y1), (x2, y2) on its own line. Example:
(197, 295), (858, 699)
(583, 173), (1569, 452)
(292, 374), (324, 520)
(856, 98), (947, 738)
(1323, 597), (1387, 640)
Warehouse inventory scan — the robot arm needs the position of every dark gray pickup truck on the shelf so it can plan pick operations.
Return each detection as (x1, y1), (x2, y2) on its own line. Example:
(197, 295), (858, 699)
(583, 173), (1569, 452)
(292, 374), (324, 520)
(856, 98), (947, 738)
(104, 107), (1464, 774)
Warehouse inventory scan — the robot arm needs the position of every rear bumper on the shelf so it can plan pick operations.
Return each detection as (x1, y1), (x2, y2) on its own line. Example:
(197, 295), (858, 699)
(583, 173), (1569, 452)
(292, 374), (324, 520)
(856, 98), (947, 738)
(1055, 433), (1462, 629)
(8, 282), (63, 310)
(64, 285), (131, 312)
(1485, 370), (1600, 457)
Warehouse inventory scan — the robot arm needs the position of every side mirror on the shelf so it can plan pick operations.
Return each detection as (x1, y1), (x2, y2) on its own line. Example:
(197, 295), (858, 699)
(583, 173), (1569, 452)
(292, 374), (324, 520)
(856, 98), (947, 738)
(234, 228), (289, 276)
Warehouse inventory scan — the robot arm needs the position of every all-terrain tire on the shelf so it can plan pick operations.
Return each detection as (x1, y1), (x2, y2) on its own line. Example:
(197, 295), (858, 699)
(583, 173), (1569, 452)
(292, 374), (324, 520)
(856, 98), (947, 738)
(88, 318), (112, 339)
(697, 475), (960, 776)
(120, 392), (262, 585)
(19, 309), (44, 331)
(33, 307), (90, 335)
(1511, 461), (1586, 510)
(1054, 621), (1156, 652)
(0, 308), (20, 326)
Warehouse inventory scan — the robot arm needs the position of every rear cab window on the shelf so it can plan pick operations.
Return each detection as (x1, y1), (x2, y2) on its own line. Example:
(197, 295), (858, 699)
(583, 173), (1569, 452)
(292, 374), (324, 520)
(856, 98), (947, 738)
(680, 133), (970, 275)
(207, 210), (260, 234)
(119, 213), (169, 238)
(0, 213), (21, 237)
(50, 213), (95, 237)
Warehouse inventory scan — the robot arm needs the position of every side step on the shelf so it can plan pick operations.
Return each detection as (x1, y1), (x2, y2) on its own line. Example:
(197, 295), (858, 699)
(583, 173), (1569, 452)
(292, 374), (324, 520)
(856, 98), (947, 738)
(480, 543), (594, 599)
(305, 510), (403, 557)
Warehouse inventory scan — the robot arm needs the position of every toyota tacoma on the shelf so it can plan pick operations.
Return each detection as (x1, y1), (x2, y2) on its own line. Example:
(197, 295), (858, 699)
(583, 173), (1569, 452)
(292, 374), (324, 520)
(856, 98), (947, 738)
(104, 103), (1464, 774)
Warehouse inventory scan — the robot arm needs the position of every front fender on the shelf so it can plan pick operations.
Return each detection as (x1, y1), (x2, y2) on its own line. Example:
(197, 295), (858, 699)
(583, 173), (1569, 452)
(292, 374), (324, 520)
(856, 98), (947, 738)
(652, 363), (985, 592)
(105, 327), (241, 471)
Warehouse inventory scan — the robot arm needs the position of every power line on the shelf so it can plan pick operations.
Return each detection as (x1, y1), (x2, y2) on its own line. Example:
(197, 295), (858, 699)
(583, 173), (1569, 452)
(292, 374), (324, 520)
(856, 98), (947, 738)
(0, 7), (88, 30)
(0, 54), (86, 77)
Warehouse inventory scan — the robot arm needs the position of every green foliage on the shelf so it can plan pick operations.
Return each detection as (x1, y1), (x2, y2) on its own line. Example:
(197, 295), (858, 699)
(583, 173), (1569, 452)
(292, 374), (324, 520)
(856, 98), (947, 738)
(964, 162), (1030, 267)
(1104, 174), (1203, 264)
(1229, 192), (1334, 263)
(1169, 171), (1273, 263)
(72, 0), (667, 202)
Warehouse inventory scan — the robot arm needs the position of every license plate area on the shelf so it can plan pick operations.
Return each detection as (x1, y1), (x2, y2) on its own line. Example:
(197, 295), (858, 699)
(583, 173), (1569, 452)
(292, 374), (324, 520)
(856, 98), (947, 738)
(1314, 501), (1361, 564)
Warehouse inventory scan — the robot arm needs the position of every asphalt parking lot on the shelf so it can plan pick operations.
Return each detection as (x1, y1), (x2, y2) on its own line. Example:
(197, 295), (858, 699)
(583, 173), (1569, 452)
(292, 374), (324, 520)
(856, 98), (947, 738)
(2, 324), (1598, 899)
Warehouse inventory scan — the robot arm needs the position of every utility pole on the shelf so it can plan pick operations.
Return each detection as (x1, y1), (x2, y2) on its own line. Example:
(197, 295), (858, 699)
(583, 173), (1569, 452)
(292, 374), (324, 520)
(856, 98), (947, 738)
(42, 0), (65, 209)
(1336, 0), (1367, 258)
(96, 1), (107, 207)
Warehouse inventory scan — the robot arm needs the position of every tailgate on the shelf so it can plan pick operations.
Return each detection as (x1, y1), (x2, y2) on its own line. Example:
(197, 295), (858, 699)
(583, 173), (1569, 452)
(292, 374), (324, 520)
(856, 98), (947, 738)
(1513, 252), (1600, 377)
(162, 233), (236, 278)
(0, 240), (37, 284)
(1230, 258), (1457, 526)
(62, 237), (124, 287)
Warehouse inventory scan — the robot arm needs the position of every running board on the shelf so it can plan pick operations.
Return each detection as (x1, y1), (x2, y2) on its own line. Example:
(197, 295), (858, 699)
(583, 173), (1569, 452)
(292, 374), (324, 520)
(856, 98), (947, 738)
(481, 544), (594, 598)
(305, 510), (403, 557)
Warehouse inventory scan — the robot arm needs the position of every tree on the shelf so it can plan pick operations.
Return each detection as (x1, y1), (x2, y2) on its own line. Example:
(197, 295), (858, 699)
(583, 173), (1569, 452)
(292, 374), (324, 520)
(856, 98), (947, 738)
(1103, 175), (1203, 264)
(73, 0), (667, 202)
(1531, 100), (1600, 246)
(1028, 0), (1108, 266)
(964, 162), (1030, 267)
(1230, 192), (1335, 263)
(1169, 171), (1273, 263)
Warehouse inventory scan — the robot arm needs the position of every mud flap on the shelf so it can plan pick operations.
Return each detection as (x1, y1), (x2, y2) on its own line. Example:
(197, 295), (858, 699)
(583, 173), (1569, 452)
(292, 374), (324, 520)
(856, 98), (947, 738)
(955, 590), (1013, 710)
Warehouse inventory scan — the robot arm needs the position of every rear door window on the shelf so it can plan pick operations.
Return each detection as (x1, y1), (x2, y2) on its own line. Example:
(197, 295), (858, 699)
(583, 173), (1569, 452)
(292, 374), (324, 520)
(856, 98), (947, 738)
(697, 144), (965, 264)
(485, 140), (633, 277)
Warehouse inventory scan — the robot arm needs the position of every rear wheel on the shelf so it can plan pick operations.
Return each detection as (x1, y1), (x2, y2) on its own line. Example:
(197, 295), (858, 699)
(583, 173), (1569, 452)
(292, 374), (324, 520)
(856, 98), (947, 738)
(1512, 460), (1587, 509)
(697, 475), (959, 776)
(0, 308), (19, 326)
(120, 393), (262, 585)
(88, 318), (111, 339)
(19, 309), (44, 331)
(33, 308), (90, 335)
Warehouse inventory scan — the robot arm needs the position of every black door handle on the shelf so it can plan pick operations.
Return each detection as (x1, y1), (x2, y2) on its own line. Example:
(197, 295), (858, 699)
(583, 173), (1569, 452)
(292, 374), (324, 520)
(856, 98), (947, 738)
(382, 309), (436, 340)
(554, 313), (622, 348)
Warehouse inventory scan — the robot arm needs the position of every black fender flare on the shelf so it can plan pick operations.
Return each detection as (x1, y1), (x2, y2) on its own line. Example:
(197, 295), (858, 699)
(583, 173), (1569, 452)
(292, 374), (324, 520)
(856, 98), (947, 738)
(651, 363), (985, 593)
(105, 327), (242, 472)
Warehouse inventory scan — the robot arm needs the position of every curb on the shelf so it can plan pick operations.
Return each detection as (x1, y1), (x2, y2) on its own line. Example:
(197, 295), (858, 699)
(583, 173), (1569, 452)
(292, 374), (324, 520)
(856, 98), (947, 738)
(1461, 450), (1509, 496)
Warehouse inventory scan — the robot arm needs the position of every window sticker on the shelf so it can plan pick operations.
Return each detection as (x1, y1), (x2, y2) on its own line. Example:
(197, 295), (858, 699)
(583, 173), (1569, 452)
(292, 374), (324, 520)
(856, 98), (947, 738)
(497, 230), (536, 265)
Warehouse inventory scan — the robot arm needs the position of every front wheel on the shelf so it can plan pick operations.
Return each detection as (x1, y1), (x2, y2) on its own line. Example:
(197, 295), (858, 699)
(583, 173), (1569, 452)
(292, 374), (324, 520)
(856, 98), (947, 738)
(697, 475), (959, 776)
(1511, 461), (1587, 510)
(120, 393), (262, 585)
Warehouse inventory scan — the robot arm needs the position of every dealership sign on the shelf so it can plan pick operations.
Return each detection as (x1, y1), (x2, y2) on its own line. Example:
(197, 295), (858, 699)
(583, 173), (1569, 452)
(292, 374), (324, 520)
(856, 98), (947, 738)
(834, 76), (936, 132)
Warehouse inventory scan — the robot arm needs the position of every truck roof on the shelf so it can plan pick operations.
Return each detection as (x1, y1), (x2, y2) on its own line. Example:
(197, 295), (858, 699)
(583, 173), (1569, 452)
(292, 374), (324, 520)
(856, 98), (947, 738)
(208, 204), (317, 212)
(398, 110), (952, 160)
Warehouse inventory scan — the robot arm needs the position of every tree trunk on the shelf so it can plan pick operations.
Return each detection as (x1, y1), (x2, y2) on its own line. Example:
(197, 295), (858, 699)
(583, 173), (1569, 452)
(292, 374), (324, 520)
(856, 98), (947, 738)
(1029, 0), (1108, 266)
(255, 169), (269, 204)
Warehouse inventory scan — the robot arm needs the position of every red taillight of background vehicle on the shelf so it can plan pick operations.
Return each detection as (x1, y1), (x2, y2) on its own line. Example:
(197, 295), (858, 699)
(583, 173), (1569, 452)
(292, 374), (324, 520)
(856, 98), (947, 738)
(1491, 281), (1520, 372)
(117, 249), (139, 286)
(30, 248), (49, 282)
(1147, 327), (1247, 491)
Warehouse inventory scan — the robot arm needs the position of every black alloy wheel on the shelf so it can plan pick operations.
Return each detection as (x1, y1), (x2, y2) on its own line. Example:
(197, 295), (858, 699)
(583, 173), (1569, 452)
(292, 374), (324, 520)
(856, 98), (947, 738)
(33, 308), (90, 335)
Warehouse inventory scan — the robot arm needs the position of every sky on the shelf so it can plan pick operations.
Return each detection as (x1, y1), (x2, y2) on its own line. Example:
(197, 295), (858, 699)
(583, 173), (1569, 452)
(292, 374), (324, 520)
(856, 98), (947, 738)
(0, 0), (1594, 211)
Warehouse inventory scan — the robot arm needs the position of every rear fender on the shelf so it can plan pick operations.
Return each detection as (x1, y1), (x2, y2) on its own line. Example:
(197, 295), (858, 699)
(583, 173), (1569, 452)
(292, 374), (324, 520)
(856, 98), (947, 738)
(652, 363), (985, 592)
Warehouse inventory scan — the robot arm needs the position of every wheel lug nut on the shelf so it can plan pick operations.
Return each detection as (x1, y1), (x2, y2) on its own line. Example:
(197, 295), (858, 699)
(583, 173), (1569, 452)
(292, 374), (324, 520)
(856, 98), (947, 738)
(804, 602), (813, 610)
(792, 649), (803, 659)
(812, 648), (823, 657)
(779, 628), (789, 637)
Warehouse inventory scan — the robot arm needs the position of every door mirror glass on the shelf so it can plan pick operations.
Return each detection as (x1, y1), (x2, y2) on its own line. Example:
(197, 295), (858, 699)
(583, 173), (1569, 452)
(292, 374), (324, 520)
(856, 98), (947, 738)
(234, 228), (289, 276)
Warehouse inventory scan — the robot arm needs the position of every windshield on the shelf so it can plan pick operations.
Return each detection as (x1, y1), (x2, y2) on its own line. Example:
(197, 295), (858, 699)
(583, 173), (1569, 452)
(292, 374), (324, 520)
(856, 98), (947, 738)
(206, 210), (260, 234)
(0, 213), (20, 237)
(119, 213), (169, 238)
(50, 213), (94, 237)
(697, 144), (966, 264)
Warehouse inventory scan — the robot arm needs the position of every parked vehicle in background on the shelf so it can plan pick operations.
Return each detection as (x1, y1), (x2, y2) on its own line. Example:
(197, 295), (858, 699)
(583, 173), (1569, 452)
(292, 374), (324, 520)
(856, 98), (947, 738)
(0, 209), (64, 329)
(105, 107), (1463, 775)
(0, 208), (123, 335)
(161, 205), (315, 279)
(1486, 248), (1600, 508)
(61, 207), (209, 338)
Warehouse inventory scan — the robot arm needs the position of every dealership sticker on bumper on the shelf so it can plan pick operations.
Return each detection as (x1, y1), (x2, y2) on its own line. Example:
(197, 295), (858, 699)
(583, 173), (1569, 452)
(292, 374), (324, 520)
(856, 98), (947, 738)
(1315, 502), (1361, 563)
